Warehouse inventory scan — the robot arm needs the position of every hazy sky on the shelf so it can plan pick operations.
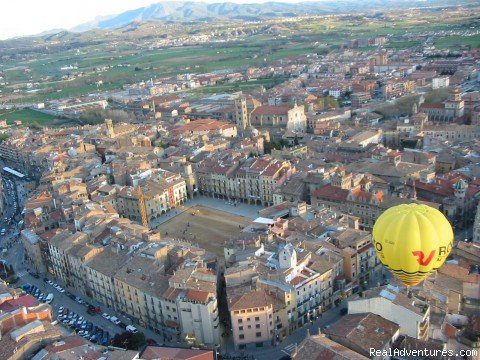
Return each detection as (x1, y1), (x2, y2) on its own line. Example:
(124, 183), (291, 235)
(0, 0), (306, 40)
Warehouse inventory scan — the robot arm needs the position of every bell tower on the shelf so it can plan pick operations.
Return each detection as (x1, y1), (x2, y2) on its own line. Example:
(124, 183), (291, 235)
(105, 119), (115, 138)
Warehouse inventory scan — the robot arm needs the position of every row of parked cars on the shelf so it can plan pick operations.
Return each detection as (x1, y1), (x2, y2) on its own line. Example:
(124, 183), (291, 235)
(23, 284), (53, 304)
(42, 277), (139, 336)
(58, 306), (110, 345)
(101, 312), (138, 333)
(45, 279), (66, 293)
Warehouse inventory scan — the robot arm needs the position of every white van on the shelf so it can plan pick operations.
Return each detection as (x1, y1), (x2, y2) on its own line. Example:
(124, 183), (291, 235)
(110, 316), (121, 325)
(45, 293), (54, 304)
(126, 325), (138, 333)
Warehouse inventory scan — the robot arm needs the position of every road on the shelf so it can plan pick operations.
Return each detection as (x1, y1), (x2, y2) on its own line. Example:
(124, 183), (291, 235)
(0, 171), (24, 269)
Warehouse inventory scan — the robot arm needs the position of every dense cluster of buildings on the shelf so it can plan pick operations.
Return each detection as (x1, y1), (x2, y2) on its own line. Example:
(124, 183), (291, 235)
(0, 19), (480, 360)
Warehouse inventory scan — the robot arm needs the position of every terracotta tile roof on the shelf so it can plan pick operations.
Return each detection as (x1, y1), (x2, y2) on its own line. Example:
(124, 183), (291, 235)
(293, 335), (369, 360)
(438, 264), (480, 284)
(312, 184), (349, 202)
(324, 313), (399, 354)
(251, 105), (291, 116)
(171, 119), (234, 136)
(229, 289), (274, 311)
(184, 289), (210, 303)
(162, 287), (182, 301)
(290, 276), (305, 286)
(50, 209), (63, 222)
(141, 346), (214, 360)
(414, 172), (480, 198)
(0, 294), (38, 311)
(45, 336), (87, 353)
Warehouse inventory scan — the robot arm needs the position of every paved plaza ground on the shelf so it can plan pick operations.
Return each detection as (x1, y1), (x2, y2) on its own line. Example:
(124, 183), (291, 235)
(156, 205), (252, 256)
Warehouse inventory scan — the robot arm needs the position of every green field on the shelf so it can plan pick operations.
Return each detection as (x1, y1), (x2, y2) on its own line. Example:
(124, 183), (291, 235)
(1, 8), (479, 103)
(0, 109), (60, 126)
(385, 41), (422, 50)
(434, 34), (480, 50)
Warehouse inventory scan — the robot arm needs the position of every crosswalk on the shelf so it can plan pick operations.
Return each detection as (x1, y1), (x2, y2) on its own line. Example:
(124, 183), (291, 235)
(16, 270), (28, 278)
(283, 343), (297, 354)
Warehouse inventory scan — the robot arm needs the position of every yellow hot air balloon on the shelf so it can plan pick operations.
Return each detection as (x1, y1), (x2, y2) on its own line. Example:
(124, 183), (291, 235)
(372, 203), (454, 287)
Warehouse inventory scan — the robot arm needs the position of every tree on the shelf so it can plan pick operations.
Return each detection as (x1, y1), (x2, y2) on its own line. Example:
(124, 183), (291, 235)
(80, 109), (131, 125)
(29, 122), (42, 130)
(424, 88), (449, 104)
(111, 331), (146, 350)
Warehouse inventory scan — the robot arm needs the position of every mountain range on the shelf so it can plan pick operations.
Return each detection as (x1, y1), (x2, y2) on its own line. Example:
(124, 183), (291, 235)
(72, 0), (477, 32)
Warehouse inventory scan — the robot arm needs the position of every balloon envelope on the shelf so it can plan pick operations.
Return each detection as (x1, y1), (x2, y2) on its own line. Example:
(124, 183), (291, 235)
(372, 203), (453, 286)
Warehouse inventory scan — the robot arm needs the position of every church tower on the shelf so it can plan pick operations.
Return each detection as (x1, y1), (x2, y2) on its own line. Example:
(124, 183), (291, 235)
(105, 119), (115, 138)
(234, 96), (250, 132)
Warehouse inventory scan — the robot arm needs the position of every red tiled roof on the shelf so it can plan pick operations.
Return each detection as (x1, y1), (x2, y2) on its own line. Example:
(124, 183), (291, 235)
(50, 209), (63, 222)
(442, 322), (458, 339)
(45, 337), (87, 353)
(141, 346), (214, 360)
(184, 289), (210, 303)
(93, 228), (110, 244)
(251, 105), (291, 116)
(171, 119), (234, 136)
(0, 294), (38, 311)
(290, 276), (305, 286)
(312, 184), (349, 202)
(40, 228), (64, 241)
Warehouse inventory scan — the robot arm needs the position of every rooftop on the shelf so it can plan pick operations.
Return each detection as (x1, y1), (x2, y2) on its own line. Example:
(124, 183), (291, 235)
(293, 334), (369, 360)
(324, 313), (399, 354)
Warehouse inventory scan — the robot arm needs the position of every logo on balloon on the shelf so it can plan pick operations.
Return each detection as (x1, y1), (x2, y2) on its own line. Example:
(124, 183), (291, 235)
(412, 250), (435, 266)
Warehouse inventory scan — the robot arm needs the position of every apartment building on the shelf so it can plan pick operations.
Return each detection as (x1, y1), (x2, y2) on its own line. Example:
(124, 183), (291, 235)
(0, 135), (29, 172)
(323, 313), (400, 359)
(228, 289), (276, 350)
(330, 229), (382, 286)
(474, 201), (480, 245)
(46, 228), (221, 346)
(311, 183), (436, 230)
(196, 156), (295, 206)
(20, 229), (48, 275)
(269, 244), (335, 325)
(348, 285), (430, 340)
(116, 173), (187, 226)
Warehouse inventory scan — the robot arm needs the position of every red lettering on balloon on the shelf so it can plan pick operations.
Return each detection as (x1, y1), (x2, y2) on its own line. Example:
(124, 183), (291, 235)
(412, 250), (435, 266)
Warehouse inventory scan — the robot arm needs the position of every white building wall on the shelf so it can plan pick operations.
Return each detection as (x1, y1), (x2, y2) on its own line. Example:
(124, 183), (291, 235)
(348, 296), (426, 339)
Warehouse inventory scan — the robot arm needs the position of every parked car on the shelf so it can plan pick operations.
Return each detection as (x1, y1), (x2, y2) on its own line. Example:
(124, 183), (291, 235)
(126, 325), (138, 334)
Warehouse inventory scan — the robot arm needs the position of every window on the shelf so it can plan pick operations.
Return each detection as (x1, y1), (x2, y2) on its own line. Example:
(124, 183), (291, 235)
(247, 317), (250, 322)
(255, 317), (260, 321)
(239, 326), (243, 331)
(256, 332), (262, 337)
(256, 324), (260, 329)
(239, 334), (245, 340)
(238, 319), (243, 324)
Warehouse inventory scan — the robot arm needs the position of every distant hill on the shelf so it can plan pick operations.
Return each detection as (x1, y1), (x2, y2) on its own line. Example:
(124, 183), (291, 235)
(72, 0), (478, 31)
